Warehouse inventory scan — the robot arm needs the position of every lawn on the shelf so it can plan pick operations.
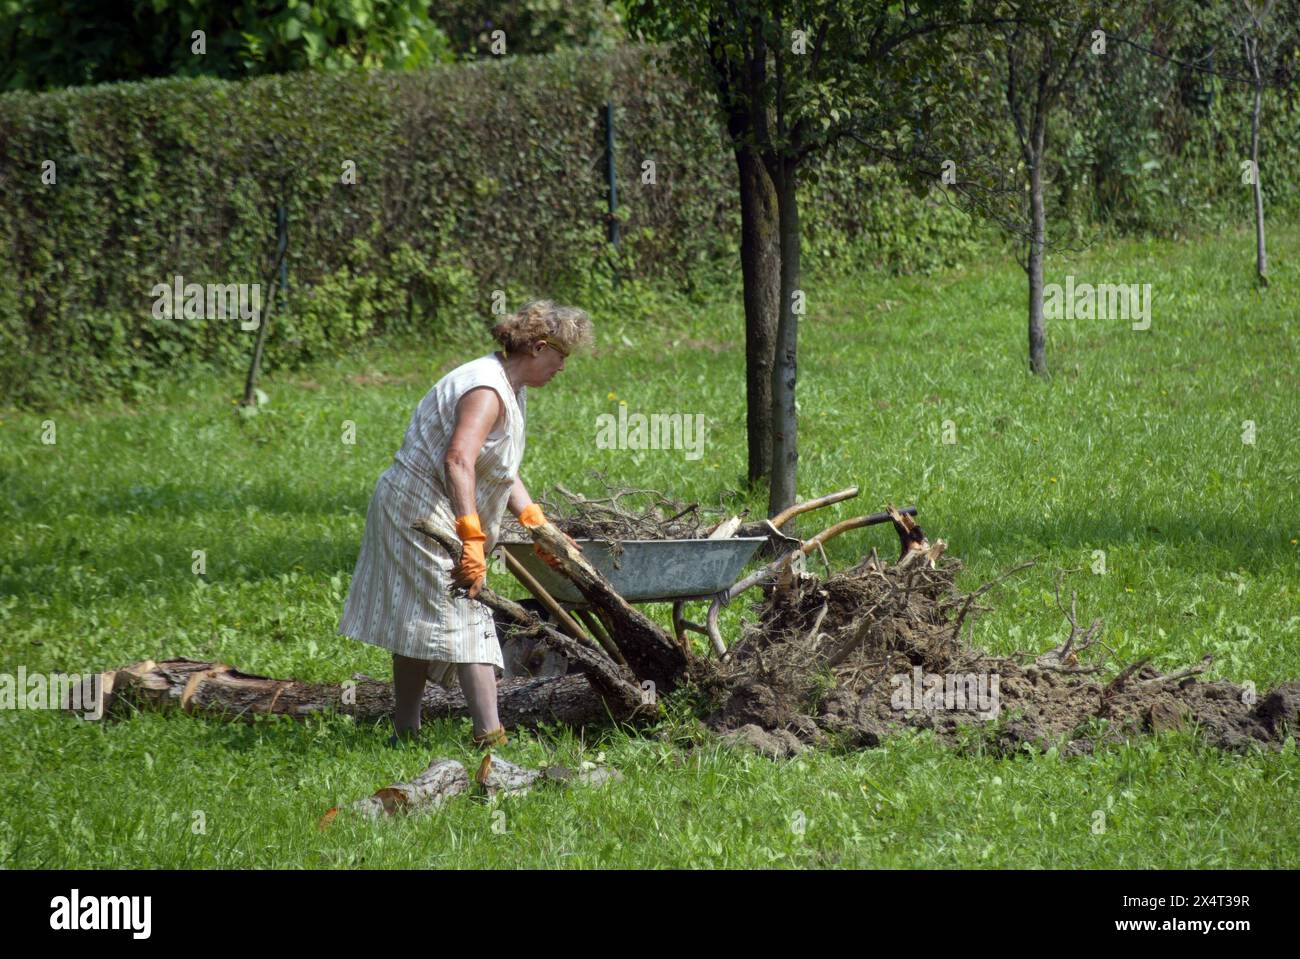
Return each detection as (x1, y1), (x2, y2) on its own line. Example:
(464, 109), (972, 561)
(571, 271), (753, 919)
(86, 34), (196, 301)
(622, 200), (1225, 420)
(1, 224), (1296, 868)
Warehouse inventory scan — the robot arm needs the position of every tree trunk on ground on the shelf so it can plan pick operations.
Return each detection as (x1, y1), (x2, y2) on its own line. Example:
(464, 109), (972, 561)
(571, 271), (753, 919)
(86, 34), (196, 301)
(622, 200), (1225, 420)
(87, 658), (623, 730)
(736, 146), (780, 487)
(767, 152), (801, 520)
(350, 760), (469, 819)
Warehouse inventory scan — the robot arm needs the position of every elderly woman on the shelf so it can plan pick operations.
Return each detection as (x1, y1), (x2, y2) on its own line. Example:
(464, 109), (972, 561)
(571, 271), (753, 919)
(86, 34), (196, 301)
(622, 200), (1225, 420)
(338, 300), (593, 748)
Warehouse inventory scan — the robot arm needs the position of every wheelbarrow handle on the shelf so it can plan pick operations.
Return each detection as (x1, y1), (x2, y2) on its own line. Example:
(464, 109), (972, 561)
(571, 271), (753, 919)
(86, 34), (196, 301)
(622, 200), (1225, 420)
(858, 505), (917, 527)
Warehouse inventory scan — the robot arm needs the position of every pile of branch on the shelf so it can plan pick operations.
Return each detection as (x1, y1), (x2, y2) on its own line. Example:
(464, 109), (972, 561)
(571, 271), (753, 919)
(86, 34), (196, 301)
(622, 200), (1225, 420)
(521, 474), (745, 544)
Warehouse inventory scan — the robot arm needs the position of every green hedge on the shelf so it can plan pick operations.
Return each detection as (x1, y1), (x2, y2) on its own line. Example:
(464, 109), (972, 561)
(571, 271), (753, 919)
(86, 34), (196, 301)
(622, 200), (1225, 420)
(0, 48), (700, 406)
(1, 43), (1296, 408)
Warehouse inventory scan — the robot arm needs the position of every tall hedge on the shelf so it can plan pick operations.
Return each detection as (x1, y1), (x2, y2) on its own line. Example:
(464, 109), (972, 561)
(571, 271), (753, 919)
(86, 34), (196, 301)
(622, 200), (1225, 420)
(1, 42), (1296, 409)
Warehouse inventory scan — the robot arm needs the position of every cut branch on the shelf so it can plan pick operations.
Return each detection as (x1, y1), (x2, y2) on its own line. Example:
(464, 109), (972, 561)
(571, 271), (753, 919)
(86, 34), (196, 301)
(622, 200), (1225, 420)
(527, 519), (688, 691)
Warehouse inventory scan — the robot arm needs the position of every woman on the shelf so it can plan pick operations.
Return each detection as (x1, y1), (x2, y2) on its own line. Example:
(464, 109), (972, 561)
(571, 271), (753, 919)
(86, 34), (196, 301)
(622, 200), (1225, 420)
(338, 300), (593, 748)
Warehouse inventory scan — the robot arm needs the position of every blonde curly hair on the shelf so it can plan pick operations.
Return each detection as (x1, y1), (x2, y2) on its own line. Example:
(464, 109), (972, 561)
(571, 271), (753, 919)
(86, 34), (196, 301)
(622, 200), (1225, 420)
(491, 300), (594, 355)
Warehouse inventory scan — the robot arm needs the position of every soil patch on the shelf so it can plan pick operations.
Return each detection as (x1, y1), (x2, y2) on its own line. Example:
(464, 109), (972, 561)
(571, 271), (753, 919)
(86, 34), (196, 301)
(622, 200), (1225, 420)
(691, 556), (1297, 758)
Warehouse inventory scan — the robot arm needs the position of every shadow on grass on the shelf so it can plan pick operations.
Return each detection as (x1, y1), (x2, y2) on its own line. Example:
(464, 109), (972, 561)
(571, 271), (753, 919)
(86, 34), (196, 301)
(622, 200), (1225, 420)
(5, 474), (381, 524)
(946, 509), (1295, 577)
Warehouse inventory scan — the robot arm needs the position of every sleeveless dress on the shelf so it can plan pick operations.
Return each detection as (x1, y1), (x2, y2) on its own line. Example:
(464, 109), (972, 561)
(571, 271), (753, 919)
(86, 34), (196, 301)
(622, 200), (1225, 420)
(337, 352), (526, 687)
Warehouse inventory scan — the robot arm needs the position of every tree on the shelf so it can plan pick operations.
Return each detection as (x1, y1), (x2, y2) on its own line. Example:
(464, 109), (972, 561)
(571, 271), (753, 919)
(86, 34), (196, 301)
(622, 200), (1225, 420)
(627, 2), (781, 489)
(0, 0), (450, 91)
(628, 1), (1017, 517)
(986, 1), (1103, 377)
(1147, 0), (1299, 285)
(981, 0), (1296, 368)
(1234, 0), (1279, 286)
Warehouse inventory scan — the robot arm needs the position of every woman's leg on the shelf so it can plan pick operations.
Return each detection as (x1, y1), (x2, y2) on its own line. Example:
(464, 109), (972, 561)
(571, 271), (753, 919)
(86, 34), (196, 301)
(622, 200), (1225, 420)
(457, 663), (501, 737)
(392, 653), (430, 736)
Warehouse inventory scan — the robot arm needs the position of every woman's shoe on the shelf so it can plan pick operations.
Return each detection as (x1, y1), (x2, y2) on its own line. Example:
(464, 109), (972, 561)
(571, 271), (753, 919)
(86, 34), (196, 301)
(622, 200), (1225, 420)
(472, 726), (509, 749)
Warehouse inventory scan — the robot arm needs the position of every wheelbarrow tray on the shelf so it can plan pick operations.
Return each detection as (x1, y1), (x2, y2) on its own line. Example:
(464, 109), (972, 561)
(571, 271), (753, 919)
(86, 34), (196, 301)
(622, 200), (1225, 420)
(499, 537), (767, 604)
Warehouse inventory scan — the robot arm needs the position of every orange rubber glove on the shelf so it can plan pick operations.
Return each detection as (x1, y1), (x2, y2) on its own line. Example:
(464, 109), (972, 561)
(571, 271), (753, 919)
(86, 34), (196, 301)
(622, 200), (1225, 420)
(518, 503), (580, 571)
(453, 513), (487, 597)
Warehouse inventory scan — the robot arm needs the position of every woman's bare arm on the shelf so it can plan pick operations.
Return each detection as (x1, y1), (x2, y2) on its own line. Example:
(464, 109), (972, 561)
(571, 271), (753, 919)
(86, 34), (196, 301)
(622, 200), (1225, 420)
(444, 387), (503, 519)
(507, 476), (534, 517)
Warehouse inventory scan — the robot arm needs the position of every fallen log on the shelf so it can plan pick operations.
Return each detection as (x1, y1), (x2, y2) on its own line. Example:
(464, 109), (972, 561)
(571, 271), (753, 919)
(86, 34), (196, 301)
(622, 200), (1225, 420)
(321, 754), (624, 826)
(476, 754), (541, 796)
(85, 658), (629, 731)
(476, 755), (624, 796)
(350, 759), (470, 819)
(81, 527), (652, 733)
(526, 519), (688, 692)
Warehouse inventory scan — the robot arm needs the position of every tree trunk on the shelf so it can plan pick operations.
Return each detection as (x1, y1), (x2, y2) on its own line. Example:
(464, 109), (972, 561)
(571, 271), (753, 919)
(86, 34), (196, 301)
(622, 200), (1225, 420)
(331, 755), (624, 825)
(1027, 149), (1048, 377)
(525, 520), (687, 692)
(736, 146), (780, 486)
(767, 153), (802, 520)
(241, 206), (289, 407)
(87, 658), (625, 731)
(1249, 43), (1268, 287)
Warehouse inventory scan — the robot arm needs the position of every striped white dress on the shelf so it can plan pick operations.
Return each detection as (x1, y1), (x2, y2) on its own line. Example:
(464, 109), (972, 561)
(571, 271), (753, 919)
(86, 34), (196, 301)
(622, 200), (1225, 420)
(337, 352), (526, 687)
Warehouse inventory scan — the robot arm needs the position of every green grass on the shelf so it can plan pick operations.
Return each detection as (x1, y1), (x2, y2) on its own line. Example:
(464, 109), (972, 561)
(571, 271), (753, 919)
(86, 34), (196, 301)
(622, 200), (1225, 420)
(2, 224), (1297, 868)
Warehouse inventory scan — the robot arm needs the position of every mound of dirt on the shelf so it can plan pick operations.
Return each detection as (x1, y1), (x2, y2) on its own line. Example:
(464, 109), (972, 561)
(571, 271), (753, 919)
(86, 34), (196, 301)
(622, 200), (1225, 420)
(695, 554), (1298, 758)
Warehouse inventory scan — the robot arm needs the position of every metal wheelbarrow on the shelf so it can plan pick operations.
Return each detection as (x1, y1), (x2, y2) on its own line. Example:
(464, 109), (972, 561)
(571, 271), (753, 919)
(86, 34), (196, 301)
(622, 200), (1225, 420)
(499, 537), (767, 604)
(495, 492), (922, 664)
(497, 536), (766, 665)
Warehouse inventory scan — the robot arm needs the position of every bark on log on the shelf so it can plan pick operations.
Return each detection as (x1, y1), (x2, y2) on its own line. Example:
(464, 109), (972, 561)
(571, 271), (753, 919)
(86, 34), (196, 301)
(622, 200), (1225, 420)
(410, 519), (645, 718)
(476, 756), (624, 796)
(321, 755), (624, 826)
(351, 759), (470, 819)
(527, 520), (688, 691)
(476, 755), (541, 796)
(87, 658), (632, 731)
